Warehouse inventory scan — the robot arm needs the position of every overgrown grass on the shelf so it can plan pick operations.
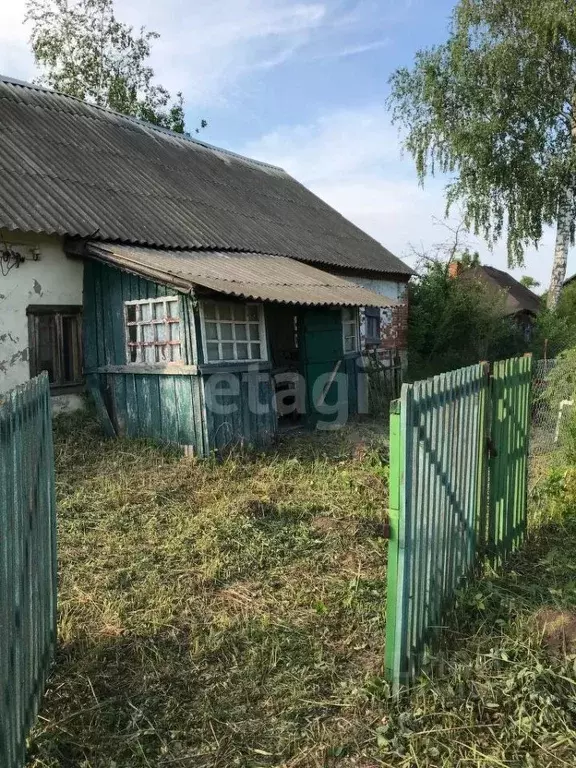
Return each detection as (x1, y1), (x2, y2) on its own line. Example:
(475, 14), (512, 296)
(29, 413), (576, 767)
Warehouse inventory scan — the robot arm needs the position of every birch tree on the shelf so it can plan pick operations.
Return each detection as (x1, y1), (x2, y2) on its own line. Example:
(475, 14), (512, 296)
(388, 0), (576, 309)
(25, 0), (188, 133)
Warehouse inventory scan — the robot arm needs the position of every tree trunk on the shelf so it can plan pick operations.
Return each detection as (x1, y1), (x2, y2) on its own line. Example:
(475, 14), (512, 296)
(547, 190), (572, 310)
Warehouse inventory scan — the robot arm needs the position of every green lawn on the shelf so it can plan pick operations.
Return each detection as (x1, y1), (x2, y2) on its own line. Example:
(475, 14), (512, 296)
(29, 413), (576, 767)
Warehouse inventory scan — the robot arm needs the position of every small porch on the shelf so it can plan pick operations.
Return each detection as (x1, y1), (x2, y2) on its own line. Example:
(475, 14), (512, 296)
(76, 241), (399, 454)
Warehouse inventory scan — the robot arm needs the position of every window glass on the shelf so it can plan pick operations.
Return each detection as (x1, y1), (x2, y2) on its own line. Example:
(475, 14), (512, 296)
(124, 297), (182, 364)
(366, 315), (379, 341)
(201, 301), (265, 362)
(342, 307), (359, 353)
(28, 307), (82, 386)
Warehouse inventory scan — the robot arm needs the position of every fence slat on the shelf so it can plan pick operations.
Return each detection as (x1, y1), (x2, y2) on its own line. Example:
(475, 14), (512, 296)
(385, 356), (531, 690)
(0, 374), (56, 768)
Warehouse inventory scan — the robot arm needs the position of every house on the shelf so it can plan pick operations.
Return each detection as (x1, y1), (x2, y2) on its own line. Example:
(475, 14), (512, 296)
(453, 263), (541, 337)
(0, 75), (413, 452)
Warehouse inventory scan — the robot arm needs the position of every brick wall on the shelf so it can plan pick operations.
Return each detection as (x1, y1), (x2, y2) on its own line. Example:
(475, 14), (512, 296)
(380, 299), (408, 350)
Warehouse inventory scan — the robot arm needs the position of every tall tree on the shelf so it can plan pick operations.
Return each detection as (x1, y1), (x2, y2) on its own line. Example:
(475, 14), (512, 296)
(25, 0), (187, 133)
(388, 0), (576, 309)
(520, 275), (540, 290)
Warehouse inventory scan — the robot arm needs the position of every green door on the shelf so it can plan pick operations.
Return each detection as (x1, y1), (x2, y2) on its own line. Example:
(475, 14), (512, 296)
(299, 307), (344, 426)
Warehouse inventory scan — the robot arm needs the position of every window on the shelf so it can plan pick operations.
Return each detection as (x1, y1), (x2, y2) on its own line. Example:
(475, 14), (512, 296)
(28, 306), (83, 388)
(201, 301), (266, 362)
(342, 307), (359, 353)
(124, 297), (182, 364)
(365, 306), (381, 344)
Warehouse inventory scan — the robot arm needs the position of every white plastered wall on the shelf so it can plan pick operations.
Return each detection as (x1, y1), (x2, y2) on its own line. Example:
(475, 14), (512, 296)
(0, 231), (84, 412)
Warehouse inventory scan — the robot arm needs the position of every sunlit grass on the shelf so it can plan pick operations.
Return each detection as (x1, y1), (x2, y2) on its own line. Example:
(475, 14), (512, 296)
(28, 412), (576, 767)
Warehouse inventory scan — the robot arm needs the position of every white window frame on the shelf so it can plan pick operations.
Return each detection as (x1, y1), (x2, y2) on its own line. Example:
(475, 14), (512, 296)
(199, 300), (268, 363)
(342, 307), (359, 354)
(124, 296), (183, 365)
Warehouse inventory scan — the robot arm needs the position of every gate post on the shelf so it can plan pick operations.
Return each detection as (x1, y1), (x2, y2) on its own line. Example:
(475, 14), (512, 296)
(476, 361), (491, 558)
(384, 398), (402, 686)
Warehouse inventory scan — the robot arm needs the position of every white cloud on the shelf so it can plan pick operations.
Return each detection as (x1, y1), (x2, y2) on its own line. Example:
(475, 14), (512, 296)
(0, 1), (399, 107)
(141, 0), (328, 105)
(242, 105), (570, 289)
(308, 38), (390, 61)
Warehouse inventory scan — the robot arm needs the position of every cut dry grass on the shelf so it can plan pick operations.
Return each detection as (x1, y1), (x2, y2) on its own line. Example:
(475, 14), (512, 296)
(28, 412), (391, 767)
(28, 412), (576, 767)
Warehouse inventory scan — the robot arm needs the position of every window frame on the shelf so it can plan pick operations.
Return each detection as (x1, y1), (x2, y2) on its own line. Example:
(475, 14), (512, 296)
(342, 307), (360, 354)
(123, 296), (183, 366)
(364, 306), (381, 345)
(199, 300), (268, 364)
(27, 304), (83, 392)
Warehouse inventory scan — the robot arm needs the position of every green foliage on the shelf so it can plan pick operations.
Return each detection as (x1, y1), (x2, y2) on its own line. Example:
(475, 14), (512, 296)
(541, 341), (576, 397)
(458, 247), (481, 268)
(408, 259), (526, 378)
(388, 0), (576, 267)
(530, 304), (576, 359)
(558, 279), (576, 326)
(25, 0), (189, 133)
(520, 275), (541, 289)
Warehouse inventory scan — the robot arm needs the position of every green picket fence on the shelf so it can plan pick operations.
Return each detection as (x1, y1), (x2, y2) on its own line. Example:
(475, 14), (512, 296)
(485, 358), (532, 564)
(0, 373), (57, 768)
(385, 356), (532, 688)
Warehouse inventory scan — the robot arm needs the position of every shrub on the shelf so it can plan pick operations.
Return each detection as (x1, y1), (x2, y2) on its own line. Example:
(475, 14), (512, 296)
(407, 260), (527, 379)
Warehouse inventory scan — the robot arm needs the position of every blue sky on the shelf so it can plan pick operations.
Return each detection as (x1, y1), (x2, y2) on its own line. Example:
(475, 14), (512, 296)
(0, 0), (570, 288)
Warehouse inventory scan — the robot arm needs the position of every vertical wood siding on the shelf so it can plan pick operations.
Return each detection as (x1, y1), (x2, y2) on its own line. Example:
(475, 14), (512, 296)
(0, 373), (56, 768)
(83, 260), (196, 368)
(203, 371), (276, 452)
(83, 261), (206, 451)
(83, 261), (276, 454)
(385, 357), (532, 690)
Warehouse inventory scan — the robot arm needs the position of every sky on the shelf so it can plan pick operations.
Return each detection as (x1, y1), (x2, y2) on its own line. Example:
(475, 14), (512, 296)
(0, 0), (570, 290)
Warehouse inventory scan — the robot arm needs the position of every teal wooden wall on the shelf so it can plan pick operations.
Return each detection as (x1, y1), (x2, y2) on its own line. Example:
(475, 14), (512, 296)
(203, 372), (276, 452)
(83, 260), (196, 368)
(103, 372), (208, 451)
(83, 260), (276, 454)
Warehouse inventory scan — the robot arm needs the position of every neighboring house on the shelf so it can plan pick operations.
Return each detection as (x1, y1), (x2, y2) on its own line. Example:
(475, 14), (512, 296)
(454, 263), (541, 337)
(0, 75), (412, 451)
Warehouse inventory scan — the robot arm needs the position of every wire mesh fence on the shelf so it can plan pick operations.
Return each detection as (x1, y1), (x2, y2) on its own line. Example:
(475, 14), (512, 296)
(530, 358), (574, 456)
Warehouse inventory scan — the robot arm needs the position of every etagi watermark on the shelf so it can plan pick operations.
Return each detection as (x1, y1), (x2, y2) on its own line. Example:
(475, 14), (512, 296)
(203, 362), (370, 430)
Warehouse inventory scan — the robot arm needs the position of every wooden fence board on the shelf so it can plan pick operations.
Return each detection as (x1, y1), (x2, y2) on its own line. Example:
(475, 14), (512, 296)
(385, 357), (531, 689)
(0, 374), (56, 768)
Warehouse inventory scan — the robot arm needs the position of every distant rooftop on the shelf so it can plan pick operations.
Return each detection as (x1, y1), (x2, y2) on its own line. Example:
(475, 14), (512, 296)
(461, 265), (541, 315)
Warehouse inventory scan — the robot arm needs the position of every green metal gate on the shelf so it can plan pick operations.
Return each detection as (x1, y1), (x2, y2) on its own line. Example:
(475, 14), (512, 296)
(385, 356), (532, 688)
(0, 373), (57, 768)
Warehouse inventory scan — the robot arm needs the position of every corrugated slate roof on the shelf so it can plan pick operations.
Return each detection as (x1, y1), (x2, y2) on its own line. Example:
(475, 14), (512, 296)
(83, 242), (400, 307)
(0, 77), (413, 276)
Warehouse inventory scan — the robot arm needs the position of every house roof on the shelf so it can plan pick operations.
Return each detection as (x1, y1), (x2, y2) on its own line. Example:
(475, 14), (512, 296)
(462, 265), (541, 316)
(82, 242), (401, 308)
(0, 76), (413, 277)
